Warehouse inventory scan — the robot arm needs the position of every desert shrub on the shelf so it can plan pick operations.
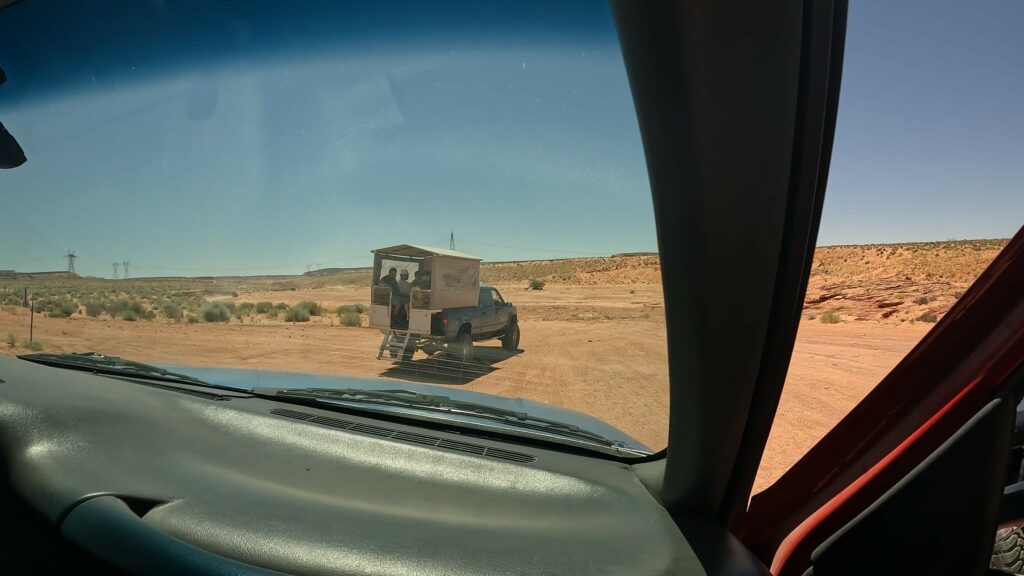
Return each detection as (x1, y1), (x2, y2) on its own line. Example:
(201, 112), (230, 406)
(162, 303), (183, 320)
(84, 300), (106, 317)
(23, 340), (43, 352)
(807, 313), (817, 320)
(234, 302), (256, 319)
(255, 301), (274, 314)
(336, 304), (366, 315)
(266, 308), (280, 319)
(285, 305), (311, 322)
(913, 296), (931, 305)
(107, 298), (150, 321)
(6, 334), (16, 348)
(202, 302), (231, 322)
(953, 290), (964, 300)
(819, 310), (841, 324)
(186, 315), (199, 324)
(296, 301), (322, 316)
(36, 296), (77, 317)
(529, 278), (546, 291)
(274, 302), (289, 310)
(917, 312), (938, 323)
(339, 311), (361, 326)
(1, 292), (22, 306)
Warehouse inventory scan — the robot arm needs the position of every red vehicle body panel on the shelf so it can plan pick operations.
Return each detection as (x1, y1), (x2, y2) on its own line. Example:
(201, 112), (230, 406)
(738, 227), (1024, 574)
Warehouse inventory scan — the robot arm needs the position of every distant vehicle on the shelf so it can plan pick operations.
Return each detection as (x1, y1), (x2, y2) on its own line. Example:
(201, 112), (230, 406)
(369, 244), (519, 362)
(427, 284), (520, 361)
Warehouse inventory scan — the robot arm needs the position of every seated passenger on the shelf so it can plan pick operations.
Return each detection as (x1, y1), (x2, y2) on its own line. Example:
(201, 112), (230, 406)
(416, 270), (432, 290)
(411, 270), (430, 291)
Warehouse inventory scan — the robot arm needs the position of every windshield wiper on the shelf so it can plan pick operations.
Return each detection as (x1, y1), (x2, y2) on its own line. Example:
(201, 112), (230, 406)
(18, 352), (222, 389)
(254, 387), (641, 453)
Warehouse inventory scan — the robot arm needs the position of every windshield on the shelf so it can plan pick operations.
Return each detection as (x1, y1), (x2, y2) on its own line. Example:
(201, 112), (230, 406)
(0, 0), (667, 454)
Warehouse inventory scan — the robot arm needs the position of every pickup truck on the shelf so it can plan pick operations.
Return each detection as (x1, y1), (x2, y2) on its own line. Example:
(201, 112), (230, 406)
(385, 284), (519, 362)
(430, 284), (520, 360)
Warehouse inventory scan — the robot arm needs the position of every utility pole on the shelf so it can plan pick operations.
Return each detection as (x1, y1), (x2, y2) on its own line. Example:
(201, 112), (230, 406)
(112, 262), (119, 280)
(123, 260), (130, 280)
(450, 231), (455, 251)
(64, 250), (77, 273)
(29, 295), (34, 343)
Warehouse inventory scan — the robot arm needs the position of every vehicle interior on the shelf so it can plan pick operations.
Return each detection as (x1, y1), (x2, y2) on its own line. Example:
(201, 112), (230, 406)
(1, 0), (1023, 575)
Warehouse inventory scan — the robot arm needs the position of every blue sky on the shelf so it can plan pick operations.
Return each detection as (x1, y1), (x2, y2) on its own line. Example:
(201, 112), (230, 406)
(822, 0), (1024, 244)
(0, 0), (1021, 277)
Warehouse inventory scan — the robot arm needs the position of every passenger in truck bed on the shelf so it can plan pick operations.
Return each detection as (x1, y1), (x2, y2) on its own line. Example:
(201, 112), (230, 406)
(396, 269), (412, 316)
(378, 267), (402, 318)
(411, 270), (431, 291)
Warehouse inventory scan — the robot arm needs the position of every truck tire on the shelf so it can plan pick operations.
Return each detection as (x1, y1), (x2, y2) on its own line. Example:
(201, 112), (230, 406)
(450, 330), (473, 364)
(992, 526), (1024, 573)
(501, 321), (520, 351)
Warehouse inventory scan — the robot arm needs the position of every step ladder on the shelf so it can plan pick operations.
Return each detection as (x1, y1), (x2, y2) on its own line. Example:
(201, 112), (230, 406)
(376, 329), (413, 360)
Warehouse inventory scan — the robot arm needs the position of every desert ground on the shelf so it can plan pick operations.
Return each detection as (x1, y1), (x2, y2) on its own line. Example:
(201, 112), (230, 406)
(0, 239), (1006, 493)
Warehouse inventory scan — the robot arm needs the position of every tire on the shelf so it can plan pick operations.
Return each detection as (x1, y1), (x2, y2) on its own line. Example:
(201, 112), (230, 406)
(501, 321), (520, 351)
(992, 526), (1024, 574)
(449, 330), (473, 364)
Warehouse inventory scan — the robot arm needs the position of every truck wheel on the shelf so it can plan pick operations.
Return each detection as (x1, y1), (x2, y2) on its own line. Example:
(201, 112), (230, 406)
(991, 526), (1024, 573)
(450, 331), (473, 363)
(501, 321), (520, 350)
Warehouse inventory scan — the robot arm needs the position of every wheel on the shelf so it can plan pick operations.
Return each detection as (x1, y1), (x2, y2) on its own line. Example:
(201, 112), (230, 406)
(501, 321), (520, 350)
(449, 330), (473, 363)
(992, 526), (1024, 573)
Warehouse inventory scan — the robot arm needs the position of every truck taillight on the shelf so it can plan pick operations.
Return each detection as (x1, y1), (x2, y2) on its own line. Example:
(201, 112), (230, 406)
(441, 311), (448, 326)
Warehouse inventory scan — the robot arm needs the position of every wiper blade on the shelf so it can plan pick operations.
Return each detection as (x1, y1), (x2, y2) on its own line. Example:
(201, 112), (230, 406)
(256, 387), (635, 451)
(19, 352), (214, 388)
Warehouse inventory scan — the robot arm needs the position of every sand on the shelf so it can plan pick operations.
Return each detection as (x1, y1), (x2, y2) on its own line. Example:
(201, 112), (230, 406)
(0, 281), (934, 493)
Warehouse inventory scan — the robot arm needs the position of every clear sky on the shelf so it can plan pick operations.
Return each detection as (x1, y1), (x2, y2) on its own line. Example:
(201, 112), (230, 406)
(0, 0), (1021, 277)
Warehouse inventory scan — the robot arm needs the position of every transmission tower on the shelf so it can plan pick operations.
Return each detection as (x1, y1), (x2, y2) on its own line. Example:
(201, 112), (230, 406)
(64, 250), (77, 273)
(122, 260), (130, 280)
(112, 262), (119, 279)
(450, 231), (455, 250)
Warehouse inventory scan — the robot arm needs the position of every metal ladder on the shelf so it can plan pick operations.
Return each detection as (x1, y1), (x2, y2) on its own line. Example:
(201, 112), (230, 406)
(376, 329), (412, 360)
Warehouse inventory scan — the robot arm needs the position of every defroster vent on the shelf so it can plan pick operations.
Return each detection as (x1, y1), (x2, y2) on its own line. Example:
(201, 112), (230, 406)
(269, 408), (536, 463)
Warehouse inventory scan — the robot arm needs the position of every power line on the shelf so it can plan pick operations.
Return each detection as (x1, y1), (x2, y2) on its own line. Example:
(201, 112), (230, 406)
(112, 262), (119, 279)
(123, 260), (130, 279)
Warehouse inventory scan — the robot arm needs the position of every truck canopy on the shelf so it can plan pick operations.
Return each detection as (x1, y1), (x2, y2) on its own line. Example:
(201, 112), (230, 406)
(370, 244), (483, 332)
(371, 244), (480, 261)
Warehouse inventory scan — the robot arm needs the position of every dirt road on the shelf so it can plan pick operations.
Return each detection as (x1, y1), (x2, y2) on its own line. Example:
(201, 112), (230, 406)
(0, 283), (931, 493)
